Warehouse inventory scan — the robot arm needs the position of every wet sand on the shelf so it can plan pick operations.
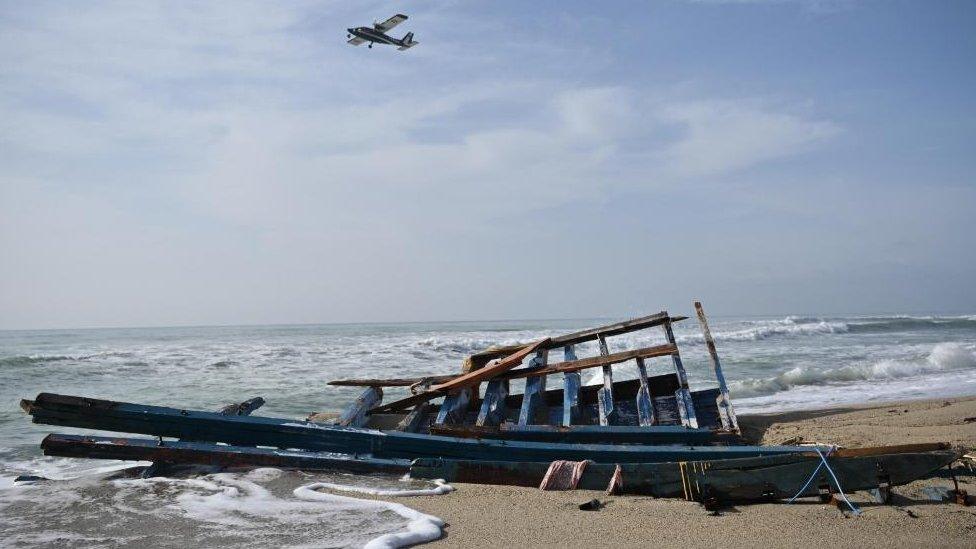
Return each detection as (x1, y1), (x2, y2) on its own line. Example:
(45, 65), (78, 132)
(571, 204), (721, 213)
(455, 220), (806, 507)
(398, 396), (976, 548)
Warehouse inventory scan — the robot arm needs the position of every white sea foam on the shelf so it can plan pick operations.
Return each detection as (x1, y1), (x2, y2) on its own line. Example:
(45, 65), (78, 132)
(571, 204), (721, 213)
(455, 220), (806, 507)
(294, 482), (447, 549)
(105, 472), (451, 548)
(309, 477), (454, 497)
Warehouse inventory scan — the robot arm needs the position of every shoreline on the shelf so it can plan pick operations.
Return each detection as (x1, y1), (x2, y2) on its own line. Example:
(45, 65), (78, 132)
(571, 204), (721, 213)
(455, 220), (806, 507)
(392, 394), (976, 548)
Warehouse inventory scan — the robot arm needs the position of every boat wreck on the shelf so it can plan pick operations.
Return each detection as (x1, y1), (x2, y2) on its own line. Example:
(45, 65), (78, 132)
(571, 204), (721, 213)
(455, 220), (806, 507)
(20, 302), (965, 506)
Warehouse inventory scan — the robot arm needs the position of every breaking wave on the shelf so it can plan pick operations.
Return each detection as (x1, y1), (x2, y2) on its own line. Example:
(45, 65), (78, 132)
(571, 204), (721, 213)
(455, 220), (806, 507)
(845, 315), (976, 333)
(0, 351), (140, 368)
(730, 342), (976, 398)
(0, 355), (74, 367)
(676, 318), (849, 345)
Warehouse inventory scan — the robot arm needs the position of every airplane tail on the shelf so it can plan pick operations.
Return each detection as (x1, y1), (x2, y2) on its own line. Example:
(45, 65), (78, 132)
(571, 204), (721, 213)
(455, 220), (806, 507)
(398, 32), (418, 50)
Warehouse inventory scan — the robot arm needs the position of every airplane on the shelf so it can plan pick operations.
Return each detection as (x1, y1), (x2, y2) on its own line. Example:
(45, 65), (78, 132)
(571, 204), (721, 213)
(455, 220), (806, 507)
(347, 14), (419, 51)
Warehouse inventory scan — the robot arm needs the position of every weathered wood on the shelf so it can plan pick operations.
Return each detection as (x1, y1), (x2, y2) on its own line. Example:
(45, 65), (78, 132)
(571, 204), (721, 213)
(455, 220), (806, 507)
(467, 313), (689, 362)
(369, 339), (548, 414)
(26, 393), (815, 463)
(634, 357), (655, 426)
(329, 341), (676, 389)
(145, 396), (267, 477)
(43, 434), (411, 474)
(518, 350), (549, 425)
(396, 402), (430, 432)
(562, 345), (582, 426)
(691, 388), (723, 430)
(435, 388), (470, 425)
(329, 376), (453, 387)
(217, 397), (265, 416)
(596, 335), (617, 426)
(503, 343), (677, 379)
(694, 301), (738, 433)
(476, 379), (508, 427)
(429, 338), (549, 393)
(663, 319), (698, 429)
(428, 423), (740, 444)
(337, 387), (383, 427)
(831, 443), (951, 458)
(332, 311), (691, 391)
(411, 448), (961, 500)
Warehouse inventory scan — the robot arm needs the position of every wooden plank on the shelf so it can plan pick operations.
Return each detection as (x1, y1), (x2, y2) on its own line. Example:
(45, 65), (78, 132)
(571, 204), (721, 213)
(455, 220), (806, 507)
(694, 301), (738, 433)
(428, 423), (739, 444)
(429, 338), (549, 393)
(476, 379), (508, 427)
(562, 345), (582, 426)
(503, 343), (677, 379)
(328, 376), (452, 387)
(145, 396), (267, 476)
(43, 434), (411, 475)
(337, 387), (383, 427)
(518, 350), (548, 425)
(634, 357), (655, 426)
(411, 449), (960, 499)
(217, 397), (265, 416)
(435, 388), (470, 425)
(330, 311), (689, 389)
(370, 338), (549, 414)
(358, 343), (677, 400)
(663, 319), (698, 429)
(335, 342), (677, 391)
(467, 313), (689, 361)
(596, 335), (617, 426)
(396, 402), (430, 432)
(831, 443), (951, 458)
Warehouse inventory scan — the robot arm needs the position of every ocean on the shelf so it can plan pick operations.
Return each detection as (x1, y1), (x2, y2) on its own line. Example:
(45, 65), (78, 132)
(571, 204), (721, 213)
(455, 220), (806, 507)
(2, 314), (975, 546)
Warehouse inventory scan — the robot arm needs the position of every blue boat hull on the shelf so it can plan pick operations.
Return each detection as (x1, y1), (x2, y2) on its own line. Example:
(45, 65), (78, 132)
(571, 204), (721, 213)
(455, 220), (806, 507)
(24, 393), (809, 464)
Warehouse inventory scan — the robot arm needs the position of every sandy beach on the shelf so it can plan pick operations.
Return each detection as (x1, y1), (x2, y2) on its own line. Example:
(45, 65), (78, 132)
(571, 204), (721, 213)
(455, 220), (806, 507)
(391, 396), (976, 548)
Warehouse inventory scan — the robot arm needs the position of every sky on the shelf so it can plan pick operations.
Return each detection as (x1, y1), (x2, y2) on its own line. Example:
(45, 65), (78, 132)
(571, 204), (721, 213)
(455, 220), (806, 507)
(1, 0), (974, 329)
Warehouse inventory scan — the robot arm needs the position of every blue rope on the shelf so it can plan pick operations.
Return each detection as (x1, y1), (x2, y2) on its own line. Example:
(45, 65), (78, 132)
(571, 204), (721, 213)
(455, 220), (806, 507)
(787, 446), (862, 515)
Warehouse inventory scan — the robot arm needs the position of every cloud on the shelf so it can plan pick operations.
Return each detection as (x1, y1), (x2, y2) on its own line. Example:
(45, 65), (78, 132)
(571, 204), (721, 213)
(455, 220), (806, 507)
(658, 100), (840, 178)
(0, 1), (854, 327)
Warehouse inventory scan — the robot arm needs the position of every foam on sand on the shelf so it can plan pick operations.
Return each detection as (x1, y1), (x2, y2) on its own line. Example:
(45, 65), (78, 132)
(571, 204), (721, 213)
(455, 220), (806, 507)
(294, 480), (451, 549)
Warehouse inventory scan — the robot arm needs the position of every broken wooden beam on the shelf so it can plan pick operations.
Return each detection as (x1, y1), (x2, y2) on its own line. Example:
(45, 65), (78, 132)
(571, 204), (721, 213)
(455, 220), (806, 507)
(635, 357), (655, 427)
(502, 343), (677, 380)
(429, 338), (550, 393)
(662, 318), (698, 429)
(369, 338), (549, 414)
(396, 402), (430, 432)
(42, 434), (411, 474)
(336, 386), (383, 427)
(562, 345), (582, 426)
(476, 379), (508, 427)
(338, 343), (678, 409)
(328, 376), (453, 387)
(694, 301), (738, 433)
(435, 388), (471, 425)
(217, 397), (265, 416)
(596, 334), (617, 426)
(467, 313), (689, 363)
(518, 349), (549, 426)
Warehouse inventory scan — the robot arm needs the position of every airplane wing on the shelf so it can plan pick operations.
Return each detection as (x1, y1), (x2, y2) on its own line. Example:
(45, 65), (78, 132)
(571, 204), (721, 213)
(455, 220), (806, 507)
(347, 36), (366, 46)
(374, 14), (407, 32)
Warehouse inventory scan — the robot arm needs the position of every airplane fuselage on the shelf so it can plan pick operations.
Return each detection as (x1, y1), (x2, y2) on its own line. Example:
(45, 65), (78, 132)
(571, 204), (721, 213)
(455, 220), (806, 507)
(347, 26), (405, 47)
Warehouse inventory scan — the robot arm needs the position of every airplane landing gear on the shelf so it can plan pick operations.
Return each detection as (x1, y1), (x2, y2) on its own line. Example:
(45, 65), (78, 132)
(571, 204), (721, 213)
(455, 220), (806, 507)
(368, 43), (372, 48)
(347, 34), (351, 39)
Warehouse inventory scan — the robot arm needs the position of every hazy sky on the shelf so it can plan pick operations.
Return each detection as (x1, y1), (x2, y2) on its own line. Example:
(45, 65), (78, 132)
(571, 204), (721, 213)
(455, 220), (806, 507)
(1, 1), (974, 329)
